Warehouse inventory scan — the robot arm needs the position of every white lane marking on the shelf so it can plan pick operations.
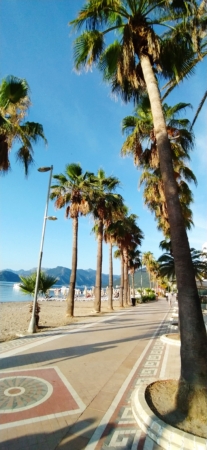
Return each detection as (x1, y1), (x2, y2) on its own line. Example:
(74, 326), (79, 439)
(85, 311), (169, 450)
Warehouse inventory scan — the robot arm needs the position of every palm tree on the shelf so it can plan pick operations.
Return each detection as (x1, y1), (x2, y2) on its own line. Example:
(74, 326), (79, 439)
(107, 214), (144, 306)
(103, 230), (115, 310)
(103, 201), (127, 310)
(71, 1), (207, 404)
(128, 248), (141, 298)
(122, 98), (196, 237)
(114, 248), (124, 308)
(0, 75), (47, 174)
(50, 163), (93, 317)
(142, 251), (154, 288)
(19, 272), (57, 328)
(142, 252), (160, 291)
(89, 169), (123, 312)
(19, 272), (58, 296)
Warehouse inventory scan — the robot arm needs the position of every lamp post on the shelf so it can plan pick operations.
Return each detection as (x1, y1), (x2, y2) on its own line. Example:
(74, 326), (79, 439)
(28, 165), (57, 333)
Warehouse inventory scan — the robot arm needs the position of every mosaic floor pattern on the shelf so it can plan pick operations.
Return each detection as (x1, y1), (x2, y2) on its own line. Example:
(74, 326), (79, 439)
(0, 366), (85, 429)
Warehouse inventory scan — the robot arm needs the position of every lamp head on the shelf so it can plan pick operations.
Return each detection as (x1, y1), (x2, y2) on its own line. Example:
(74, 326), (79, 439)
(38, 166), (52, 172)
(46, 216), (57, 221)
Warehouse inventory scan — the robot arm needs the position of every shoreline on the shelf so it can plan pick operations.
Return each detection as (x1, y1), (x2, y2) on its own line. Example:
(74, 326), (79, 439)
(0, 299), (122, 343)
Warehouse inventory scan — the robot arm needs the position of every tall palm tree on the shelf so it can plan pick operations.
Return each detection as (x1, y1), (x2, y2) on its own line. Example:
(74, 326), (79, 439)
(89, 169), (123, 312)
(142, 251), (154, 288)
(103, 230), (115, 310)
(0, 75), (47, 174)
(142, 252), (160, 290)
(128, 248), (141, 297)
(71, 1), (207, 403)
(107, 214), (144, 306)
(50, 163), (93, 317)
(103, 201), (127, 310)
(114, 248), (124, 308)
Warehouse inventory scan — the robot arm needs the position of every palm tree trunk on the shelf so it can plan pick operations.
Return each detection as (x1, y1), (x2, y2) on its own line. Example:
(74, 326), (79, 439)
(131, 270), (135, 297)
(148, 271), (151, 289)
(140, 54), (207, 389)
(119, 252), (124, 307)
(94, 218), (103, 312)
(66, 216), (78, 317)
(128, 278), (131, 305)
(108, 241), (113, 310)
(123, 247), (128, 307)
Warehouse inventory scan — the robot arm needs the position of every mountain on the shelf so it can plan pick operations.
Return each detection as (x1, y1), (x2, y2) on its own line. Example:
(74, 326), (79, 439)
(0, 270), (20, 282)
(0, 266), (120, 287)
(133, 268), (151, 288)
(0, 266), (152, 288)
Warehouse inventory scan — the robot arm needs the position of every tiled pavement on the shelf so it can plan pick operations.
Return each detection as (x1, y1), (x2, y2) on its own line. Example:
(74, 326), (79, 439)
(0, 298), (180, 450)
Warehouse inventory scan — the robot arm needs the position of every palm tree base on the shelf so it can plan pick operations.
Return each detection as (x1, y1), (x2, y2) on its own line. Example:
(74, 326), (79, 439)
(146, 379), (207, 438)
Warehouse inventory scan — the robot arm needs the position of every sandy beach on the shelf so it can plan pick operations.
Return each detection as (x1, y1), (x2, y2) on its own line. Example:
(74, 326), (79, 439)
(0, 299), (122, 343)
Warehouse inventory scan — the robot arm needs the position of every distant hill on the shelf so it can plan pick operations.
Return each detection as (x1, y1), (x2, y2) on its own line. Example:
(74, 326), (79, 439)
(0, 266), (152, 288)
(0, 270), (20, 282)
(0, 266), (120, 287)
(134, 268), (151, 288)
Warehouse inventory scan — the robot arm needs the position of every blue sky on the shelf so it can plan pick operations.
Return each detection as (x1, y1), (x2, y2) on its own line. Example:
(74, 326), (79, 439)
(1, 0), (206, 275)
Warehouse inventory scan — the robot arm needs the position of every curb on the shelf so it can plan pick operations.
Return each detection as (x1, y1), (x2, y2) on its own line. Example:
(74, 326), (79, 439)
(131, 382), (207, 450)
(160, 334), (181, 346)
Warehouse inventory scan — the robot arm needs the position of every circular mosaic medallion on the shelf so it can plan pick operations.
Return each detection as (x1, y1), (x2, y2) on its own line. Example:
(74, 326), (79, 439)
(0, 376), (53, 413)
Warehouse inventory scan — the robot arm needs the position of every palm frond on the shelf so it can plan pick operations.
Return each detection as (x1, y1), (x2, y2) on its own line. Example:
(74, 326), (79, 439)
(16, 146), (34, 176)
(0, 75), (29, 107)
(191, 90), (207, 128)
(20, 122), (47, 144)
(73, 31), (104, 70)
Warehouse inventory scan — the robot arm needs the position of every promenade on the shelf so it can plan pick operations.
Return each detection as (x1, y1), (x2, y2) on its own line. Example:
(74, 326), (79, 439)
(0, 298), (180, 450)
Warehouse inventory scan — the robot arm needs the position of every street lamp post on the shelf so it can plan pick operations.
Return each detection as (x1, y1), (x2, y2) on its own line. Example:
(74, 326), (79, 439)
(28, 165), (56, 333)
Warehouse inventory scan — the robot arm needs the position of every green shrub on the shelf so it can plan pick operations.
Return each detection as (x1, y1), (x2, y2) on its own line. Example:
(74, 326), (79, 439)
(141, 293), (156, 302)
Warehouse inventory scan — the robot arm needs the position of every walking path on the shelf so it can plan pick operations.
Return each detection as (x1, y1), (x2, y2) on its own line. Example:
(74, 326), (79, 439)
(0, 298), (180, 450)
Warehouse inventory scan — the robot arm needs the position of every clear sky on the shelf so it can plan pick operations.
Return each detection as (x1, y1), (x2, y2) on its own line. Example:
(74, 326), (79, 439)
(1, 0), (206, 275)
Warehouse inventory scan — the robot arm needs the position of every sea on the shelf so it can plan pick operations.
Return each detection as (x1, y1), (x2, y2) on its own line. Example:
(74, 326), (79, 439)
(0, 281), (65, 303)
(0, 282), (32, 303)
(0, 282), (95, 303)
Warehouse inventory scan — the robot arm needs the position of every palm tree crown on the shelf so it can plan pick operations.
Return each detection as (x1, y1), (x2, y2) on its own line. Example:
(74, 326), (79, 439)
(51, 163), (93, 218)
(121, 97), (196, 237)
(0, 75), (47, 175)
(158, 249), (207, 283)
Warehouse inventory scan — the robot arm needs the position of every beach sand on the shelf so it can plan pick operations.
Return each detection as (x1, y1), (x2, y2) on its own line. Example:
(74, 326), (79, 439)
(0, 299), (122, 343)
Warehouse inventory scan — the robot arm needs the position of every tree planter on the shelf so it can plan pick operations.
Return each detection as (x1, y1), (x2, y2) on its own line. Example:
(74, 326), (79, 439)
(131, 383), (207, 449)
